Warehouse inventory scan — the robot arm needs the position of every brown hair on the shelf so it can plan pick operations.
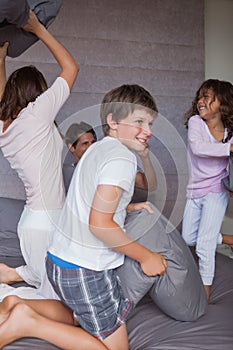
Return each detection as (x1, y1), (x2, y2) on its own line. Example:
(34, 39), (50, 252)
(184, 79), (233, 142)
(0, 65), (47, 121)
(65, 121), (97, 148)
(100, 84), (158, 135)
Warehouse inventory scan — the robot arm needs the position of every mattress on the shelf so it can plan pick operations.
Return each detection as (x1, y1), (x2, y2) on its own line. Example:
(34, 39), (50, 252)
(1, 252), (233, 349)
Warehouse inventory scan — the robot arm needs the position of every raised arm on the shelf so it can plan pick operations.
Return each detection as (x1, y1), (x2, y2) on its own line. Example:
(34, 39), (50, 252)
(0, 42), (9, 100)
(22, 11), (79, 91)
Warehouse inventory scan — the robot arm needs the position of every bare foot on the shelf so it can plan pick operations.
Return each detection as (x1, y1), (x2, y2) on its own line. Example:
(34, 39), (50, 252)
(0, 310), (8, 325)
(221, 234), (233, 249)
(0, 263), (22, 284)
(0, 302), (38, 348)
(0, 295), (22, 325)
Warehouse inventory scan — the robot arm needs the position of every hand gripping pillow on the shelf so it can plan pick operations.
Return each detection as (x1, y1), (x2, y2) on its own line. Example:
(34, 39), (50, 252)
(116, 205), (207, 321)
(0, 0), (62, 57)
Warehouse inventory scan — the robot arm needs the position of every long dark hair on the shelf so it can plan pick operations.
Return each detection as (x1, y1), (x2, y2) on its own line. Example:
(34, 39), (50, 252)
(0, 65), (47, 121)
(184, 79), (233, 142)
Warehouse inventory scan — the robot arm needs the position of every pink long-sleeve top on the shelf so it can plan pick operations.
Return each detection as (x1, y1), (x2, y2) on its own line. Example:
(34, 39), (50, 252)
(186, 114), (232, 199)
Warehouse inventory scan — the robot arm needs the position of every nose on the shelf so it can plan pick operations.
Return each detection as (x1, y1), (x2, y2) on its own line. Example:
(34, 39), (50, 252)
(143, 124), (152, 137)
(198, 95), (204, 103)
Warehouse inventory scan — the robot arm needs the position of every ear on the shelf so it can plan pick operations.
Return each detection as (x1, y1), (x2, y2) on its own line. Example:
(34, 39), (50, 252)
(106, 113), (118, 131)
(68, 143), (75, 154)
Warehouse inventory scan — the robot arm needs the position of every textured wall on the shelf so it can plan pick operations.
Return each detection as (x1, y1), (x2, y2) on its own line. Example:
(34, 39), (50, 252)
(0, 0), (205, 228)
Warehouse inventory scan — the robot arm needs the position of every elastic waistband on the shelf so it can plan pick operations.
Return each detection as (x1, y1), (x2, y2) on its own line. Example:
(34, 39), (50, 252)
(47, 252), (82, 269)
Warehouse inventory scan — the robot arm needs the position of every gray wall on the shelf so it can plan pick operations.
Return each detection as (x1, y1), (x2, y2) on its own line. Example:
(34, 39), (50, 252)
(205, 0), (233, 83)
(205, 0), (233, 232)
(0, 0), (205, 228)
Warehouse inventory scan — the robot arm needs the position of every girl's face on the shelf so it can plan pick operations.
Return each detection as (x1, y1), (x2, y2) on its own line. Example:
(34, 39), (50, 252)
(115, 109), (154, 152)
(197, 88), (221, 121)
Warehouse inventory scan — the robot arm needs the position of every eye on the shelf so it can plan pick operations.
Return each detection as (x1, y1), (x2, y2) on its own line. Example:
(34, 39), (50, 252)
(135, 119), (143, 125)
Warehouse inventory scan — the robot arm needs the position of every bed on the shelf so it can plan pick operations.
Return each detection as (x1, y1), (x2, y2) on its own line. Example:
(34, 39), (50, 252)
(0, 196), (233, 350)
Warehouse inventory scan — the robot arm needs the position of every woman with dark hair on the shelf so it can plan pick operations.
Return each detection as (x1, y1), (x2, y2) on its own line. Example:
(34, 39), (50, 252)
(0, 10), (79, 298)
(0, 12), (111, 350)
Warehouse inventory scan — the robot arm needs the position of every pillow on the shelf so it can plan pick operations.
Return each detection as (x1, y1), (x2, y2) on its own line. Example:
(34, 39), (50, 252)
(0, 197), (25, 256)
(222, 153), (233, 191)
(0, 0), (62, 57)
(116, 205), (207, 321)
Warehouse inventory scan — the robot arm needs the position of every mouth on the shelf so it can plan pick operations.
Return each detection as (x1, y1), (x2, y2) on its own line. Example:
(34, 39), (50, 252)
(136, 137), (148, 146)
(198, 105), (206, 112)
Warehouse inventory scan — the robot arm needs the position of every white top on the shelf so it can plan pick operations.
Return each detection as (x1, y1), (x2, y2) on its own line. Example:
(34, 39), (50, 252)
(0, 77), (70, 210)
(49, 136), (137, 270)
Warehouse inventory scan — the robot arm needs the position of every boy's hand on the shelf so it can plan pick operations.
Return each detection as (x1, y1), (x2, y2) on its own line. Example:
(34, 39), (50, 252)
(0, 42), (9, 62)
(140, 251), (167, 277)
(126, 201), (154, 214)
(137, 144), (150, 158)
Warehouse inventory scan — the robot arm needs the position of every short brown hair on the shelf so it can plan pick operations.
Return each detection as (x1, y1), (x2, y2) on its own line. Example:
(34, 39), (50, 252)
(65, 121), (97, 147)
(100, 84), (158, 135)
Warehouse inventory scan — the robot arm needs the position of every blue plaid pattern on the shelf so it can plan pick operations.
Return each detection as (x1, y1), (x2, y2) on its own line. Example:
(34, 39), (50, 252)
(46, 257), (133, 340)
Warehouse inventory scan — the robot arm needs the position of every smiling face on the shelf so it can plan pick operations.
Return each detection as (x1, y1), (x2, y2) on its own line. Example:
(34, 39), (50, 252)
(109, 108), (154, 152)
(197, 88), (221, 122)
(69, 132), (96, 163)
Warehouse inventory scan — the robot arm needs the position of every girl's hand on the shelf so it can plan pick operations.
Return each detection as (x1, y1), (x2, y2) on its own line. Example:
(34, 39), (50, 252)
(126, 201), (154, 214)
(140, 251), (167, 277)
(0, 42), (9, 62)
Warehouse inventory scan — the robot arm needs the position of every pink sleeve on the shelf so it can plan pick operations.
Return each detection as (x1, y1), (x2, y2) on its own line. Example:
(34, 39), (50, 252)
(188, 115), (230, 158)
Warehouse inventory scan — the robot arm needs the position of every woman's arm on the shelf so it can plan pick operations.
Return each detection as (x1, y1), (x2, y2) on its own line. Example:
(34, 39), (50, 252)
(22, 11), (79, 91)
(0, 42), (9, 100)
(89, 184), (166, 277)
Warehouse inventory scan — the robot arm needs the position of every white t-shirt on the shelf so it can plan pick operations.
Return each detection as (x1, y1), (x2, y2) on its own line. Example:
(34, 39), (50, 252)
(49, 136), (137, 270)
(0, 77), (69, 210)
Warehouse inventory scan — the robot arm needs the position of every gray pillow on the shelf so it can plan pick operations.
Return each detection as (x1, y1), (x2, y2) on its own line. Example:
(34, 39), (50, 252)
(0, 0), (62, 57)
(116, 205), (207, 321)
(0, 197), (25, 256)
(222, 153), (233, 191)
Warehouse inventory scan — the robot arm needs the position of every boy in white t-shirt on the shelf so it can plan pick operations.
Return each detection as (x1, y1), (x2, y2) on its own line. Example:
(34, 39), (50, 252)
(46, 84), (167, 350)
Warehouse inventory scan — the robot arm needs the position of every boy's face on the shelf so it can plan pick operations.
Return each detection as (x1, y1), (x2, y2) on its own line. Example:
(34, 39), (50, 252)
(115, 109), (154, 152)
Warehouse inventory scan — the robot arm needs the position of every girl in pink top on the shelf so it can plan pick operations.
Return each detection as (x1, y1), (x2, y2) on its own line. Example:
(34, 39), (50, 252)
(182, 79), (233, 303)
